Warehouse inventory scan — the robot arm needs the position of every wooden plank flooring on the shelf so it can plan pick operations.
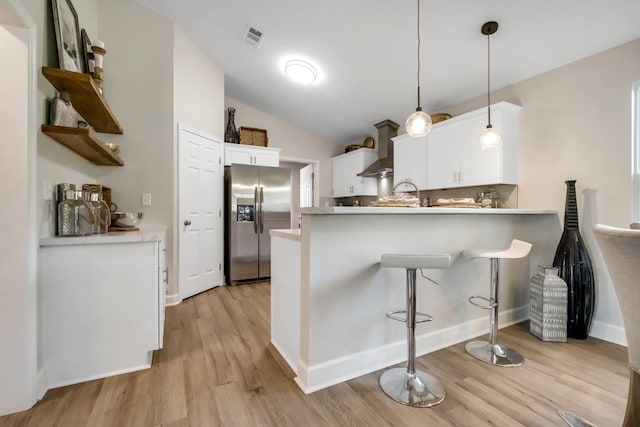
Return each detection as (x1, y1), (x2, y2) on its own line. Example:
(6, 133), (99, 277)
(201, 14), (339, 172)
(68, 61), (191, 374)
(0, 281), (628, 426)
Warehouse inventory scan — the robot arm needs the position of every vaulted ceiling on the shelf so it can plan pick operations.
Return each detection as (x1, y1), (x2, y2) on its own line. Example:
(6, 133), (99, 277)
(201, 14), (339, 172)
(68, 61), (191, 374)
(135, 0), (640, 145)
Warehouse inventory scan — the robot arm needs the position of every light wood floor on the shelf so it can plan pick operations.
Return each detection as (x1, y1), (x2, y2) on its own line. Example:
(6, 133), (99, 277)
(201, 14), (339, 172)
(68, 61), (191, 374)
(1, 282), (628, 427)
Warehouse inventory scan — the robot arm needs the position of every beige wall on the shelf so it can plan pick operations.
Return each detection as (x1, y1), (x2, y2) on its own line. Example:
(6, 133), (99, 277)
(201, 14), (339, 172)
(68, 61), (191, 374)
(173, 25), (224, 138)
(172, 24), (225, 298)
(445, 38), (640, 341)
(225, 97), (343, 202)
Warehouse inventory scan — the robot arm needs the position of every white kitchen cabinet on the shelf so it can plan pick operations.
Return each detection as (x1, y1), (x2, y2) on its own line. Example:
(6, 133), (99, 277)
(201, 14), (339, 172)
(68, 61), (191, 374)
(41, 232), (166, 388)
(426, 102), (521, 189)
(224, 143), (280, 167)
(393, 133), (428, 191)
(332, 148), (378, 198)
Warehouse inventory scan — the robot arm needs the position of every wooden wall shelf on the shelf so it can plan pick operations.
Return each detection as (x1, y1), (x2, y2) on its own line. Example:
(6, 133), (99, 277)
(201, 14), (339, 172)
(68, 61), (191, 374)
(42, 125), (124, 166)
(42, 67), (123, 135)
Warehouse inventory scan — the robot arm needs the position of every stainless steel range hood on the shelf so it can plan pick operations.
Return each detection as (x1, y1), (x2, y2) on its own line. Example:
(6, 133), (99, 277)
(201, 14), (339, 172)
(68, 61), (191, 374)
(358, 119), (399, 177)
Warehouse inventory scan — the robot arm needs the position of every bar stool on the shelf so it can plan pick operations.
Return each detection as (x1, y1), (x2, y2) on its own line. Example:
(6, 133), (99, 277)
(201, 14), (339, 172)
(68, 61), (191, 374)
(379, 253), (451, 407)
(464, 239), (532, 367)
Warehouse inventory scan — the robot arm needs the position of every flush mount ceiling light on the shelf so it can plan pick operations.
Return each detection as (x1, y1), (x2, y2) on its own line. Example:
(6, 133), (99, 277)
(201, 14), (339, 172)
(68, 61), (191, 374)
(405, 0), (432, 138)
(284, 60), (317, 85)
(478, 21), (502, 149)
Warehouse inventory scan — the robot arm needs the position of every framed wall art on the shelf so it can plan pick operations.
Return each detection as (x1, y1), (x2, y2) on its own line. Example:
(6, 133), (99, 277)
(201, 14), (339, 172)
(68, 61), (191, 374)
(51, 0), (84, 73)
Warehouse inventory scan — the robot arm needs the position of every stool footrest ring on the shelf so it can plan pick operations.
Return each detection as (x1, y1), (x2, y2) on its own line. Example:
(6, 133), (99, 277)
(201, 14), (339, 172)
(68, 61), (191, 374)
(386, 310), (433, 323)
(468, 295), (497, 310)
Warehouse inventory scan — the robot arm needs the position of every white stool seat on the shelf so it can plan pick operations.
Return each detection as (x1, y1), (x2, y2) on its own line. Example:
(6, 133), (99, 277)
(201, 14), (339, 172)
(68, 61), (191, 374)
(381, 254), (451, 270)
(463, 239), (532, 260)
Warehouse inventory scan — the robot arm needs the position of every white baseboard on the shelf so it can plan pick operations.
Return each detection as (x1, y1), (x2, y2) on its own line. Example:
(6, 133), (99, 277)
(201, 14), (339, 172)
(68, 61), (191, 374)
(294, 305), (529, 394)
(589, 320), (627, 346)
(46, 362), (152, 390)
(165, 292), (181, 306)
(36, 368), (47, 400)
(271, 340), (298, 373)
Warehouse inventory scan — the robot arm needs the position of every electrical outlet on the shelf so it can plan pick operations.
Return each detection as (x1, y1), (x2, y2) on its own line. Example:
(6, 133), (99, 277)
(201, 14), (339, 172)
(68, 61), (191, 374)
(141, 193), (152, 206)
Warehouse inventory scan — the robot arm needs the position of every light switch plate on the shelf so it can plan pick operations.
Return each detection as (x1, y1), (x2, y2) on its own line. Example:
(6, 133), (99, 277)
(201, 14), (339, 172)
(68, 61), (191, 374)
(141, 193), (152, 206)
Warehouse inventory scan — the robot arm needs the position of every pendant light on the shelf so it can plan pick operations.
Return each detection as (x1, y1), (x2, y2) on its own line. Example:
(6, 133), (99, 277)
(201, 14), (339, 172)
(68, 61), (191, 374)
(478, 21), (501, 149)
(405, 0), (432, 137)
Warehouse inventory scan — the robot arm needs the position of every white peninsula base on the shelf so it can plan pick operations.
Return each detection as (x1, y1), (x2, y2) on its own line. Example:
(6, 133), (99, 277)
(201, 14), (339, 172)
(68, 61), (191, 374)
(271, 207), (559, 394)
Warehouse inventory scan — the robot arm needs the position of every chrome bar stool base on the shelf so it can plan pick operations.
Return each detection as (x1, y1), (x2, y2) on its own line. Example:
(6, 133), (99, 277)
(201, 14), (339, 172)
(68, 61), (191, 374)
(465, 341), (524, 367)
(379, 367), (445, 407)
(378, 253), (451, 408)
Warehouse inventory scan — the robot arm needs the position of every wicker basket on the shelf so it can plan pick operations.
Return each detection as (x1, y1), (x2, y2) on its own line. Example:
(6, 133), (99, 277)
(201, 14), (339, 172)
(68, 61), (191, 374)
(239, 126), (268, 147)
(431, 113), (452, 124)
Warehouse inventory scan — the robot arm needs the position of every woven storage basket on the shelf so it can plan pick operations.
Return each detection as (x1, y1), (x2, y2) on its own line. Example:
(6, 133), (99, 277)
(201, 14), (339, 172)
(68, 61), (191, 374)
(431, 113), (452, 124)
(239, 126), (268, 147)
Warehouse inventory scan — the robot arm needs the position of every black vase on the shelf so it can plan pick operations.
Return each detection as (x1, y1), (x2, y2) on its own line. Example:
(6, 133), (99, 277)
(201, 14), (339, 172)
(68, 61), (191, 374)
(224, 107), (240, 144)
(552, 180), (595, 339)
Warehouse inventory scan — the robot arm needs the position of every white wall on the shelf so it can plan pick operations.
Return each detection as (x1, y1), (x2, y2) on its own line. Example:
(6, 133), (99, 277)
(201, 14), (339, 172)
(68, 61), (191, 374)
(224, 97), (343, 203)
(0, 2), (36, 414)
(444, 38), (640, 343)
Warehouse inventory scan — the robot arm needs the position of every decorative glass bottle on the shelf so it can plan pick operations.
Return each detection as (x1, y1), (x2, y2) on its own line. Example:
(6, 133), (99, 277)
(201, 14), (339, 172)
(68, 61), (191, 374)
(552, 180), (595, 339)
(224, 107), (240, 144)
(77, 191), (97, 235)
(58, 190), (78, 236)
(89, 192), (111, 233)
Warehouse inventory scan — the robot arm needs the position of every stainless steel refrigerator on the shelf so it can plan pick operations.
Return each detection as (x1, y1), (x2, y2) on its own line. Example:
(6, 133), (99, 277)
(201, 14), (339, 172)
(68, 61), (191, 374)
(224, 164), (291, 284)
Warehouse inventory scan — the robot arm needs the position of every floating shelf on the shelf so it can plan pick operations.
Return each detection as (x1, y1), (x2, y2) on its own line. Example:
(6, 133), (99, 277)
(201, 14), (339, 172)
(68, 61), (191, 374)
(42, 67), (123, 134)
(42, 125), (124, 166)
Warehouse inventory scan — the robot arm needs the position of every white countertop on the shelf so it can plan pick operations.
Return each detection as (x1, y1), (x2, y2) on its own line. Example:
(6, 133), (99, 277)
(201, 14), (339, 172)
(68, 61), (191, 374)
(40, 226), (166, 246)
(270, 228), (301, 241)
(301, 207), (557, 215)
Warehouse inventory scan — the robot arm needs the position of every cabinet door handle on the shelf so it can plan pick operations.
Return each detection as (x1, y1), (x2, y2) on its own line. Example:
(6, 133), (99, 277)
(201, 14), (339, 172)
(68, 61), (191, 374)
(184, 220), (191, 226)
(458, 171), (464, 183)
(452, 171), (458, 183)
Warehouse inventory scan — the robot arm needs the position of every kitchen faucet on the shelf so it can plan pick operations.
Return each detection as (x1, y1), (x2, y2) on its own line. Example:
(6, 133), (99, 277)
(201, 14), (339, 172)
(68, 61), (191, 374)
(392, 180), (419, 197)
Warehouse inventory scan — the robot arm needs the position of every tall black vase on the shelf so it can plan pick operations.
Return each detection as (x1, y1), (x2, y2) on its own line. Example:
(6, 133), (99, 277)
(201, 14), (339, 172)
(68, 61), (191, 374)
(552, 180), (595, 339)
(224, 107), (240, 144)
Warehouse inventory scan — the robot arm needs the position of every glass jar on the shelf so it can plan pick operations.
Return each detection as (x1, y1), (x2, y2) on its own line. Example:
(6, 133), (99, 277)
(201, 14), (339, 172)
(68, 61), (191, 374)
(90, 191), (111, 233)
(77, 191), (97, 235)
(57, 190), (78, 236)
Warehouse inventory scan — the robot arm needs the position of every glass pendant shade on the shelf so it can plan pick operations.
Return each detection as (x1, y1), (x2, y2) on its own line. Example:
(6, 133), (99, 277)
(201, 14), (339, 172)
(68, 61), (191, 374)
(405, 109), (432, 137)
(479, 125), (502, 149)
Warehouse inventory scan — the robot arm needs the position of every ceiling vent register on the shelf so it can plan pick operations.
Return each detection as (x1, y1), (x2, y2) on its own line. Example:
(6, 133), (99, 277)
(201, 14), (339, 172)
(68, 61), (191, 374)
(244, 25), (265, 48)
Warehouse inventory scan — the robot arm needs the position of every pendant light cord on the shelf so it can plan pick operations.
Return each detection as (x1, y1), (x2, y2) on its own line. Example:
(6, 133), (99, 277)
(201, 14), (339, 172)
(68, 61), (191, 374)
(486, 30), (491, 126)
(416, 0), (421, 109)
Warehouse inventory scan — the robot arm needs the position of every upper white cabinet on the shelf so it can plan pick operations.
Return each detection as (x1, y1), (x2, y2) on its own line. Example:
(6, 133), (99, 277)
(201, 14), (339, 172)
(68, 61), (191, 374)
(426, 102), (521, 189)
(393, 133), (428, 191)
(332, 148), (378, 198)
(224, 143), (280, 167)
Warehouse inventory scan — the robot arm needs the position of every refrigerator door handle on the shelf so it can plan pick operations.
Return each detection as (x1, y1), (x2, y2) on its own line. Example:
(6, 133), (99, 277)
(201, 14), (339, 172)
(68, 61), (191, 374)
(259, 186), (265, 234)
(253, 186), (258, 234)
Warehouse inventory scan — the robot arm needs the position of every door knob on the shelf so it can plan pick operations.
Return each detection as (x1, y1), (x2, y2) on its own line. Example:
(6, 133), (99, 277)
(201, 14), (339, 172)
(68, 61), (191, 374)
(184, 220), (191, 226)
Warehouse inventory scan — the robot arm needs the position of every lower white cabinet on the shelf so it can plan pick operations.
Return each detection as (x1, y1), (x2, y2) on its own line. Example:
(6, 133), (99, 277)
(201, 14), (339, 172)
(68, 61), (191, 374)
(393, 133), (428, 191)
(332, 148), (378, 198)
(426, 102), (521, 189)
(41, 236), (166, 388)
(224, 143), (280, 167)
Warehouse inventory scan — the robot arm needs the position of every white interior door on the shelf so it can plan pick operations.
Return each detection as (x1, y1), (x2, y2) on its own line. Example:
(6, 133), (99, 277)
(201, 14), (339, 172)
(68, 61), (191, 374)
(300, 163), (314, 207)
(178, 125), (223, 299)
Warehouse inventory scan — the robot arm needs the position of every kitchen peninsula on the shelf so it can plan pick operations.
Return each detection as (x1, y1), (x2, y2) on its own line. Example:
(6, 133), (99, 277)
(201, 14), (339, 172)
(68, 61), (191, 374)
(270, 207), (559, 394)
